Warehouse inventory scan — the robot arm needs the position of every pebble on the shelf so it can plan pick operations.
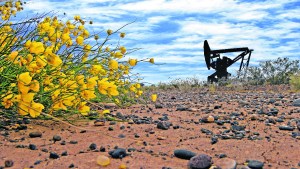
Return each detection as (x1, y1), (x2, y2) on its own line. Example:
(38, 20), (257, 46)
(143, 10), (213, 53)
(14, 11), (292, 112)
(29, 144), (37, 150)
(247, 160), (264, 169)
(157, 121), (171, 130)
(292, 99), (300, 107)
(211, 137), (218, 144)
(29, 131), (42, 138)
(155, 103), (163, 109)
(207, 116), (215, 123)
(96, 155), (110, 166)
(109, 148), (127, 159)
(174, 149), (196, 160)
(53, 135), (61, 142)
(61, 151), (68, 156)
(4, 160), (14, 167)
(94, 119), (105, 126)
(69, 140), (78, 144)
(89, 143), (97, 150)
(214, 158), (237, 169)
(49, 152), (59, 159)
(278, 126), (294, 131)
(188, 154), (212, 169)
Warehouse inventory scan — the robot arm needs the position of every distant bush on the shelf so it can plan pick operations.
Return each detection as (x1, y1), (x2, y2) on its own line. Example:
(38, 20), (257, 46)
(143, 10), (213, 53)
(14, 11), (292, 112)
(241, 57), (299, 85)
(289, 72), (300, 91)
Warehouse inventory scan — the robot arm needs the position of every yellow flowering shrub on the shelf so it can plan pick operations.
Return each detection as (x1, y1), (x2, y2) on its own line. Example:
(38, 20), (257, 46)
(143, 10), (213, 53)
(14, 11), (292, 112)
(0, 0), (155, 119)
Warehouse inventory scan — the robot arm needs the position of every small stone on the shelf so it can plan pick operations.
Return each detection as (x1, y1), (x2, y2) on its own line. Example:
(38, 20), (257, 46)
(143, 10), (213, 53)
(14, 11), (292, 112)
(174, 149), (196, 160)
(278, 126), (294, 131)
(207, 116), (214, 123)
(69, 163), (75, 168)
(96, 155), (110, 166)
(155, 103), (163, 109)
(188, 154), (212, 169)
(103, 103), (116, 109)
(108, 126), (114, 131)
(211, 137), (218, 144)
(29, 144), (37, 150)
(49, 152), (59, 159)
(94, 119), (105, 126)
(109, 148), (127, 159)
(69, 140), (78, 144)
(247, 160), (264, 169)
(61, 151), (68, 156)
(4, 160), (14, 167)
(34, 160), (42, 165)
(157, 121), (171, 130)
(157, 136), (167, 140)
(118, 134), (126, 138)
(53, 135), (61, 142)
(215, 158), (237, 169)
(100, 146), (106, 152)
(29, 131), (42, 138)
(89, 143), (97, 150)
(292, 99), (300, 107)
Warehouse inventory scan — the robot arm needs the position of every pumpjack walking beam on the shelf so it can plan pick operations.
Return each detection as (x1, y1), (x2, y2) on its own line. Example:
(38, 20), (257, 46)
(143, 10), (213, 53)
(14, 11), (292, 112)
(203, 40), (253, 83)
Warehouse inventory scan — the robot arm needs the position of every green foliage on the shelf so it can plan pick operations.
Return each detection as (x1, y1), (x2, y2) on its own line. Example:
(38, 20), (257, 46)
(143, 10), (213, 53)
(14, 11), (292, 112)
(242, 57), (299, 85)
(289, 72), (300, 91)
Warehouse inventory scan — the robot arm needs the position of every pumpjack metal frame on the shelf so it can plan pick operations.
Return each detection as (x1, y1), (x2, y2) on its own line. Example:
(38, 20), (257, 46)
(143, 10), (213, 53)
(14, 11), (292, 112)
(203, 40), (253, 83)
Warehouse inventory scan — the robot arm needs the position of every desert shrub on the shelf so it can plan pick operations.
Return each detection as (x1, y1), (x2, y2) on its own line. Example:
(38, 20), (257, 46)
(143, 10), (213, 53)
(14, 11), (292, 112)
(289, 72), (300, 91)
(0, 1), (154, 119)
(235, 57), (299, 85)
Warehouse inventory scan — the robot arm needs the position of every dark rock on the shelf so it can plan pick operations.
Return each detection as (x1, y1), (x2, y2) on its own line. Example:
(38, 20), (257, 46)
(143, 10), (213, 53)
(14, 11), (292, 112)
(231, 125), (245, 131)
(50, 152), (59, 159)
(278, 126), (294, 131)
(176, 107), (188, 111)
(53, 135), (61, 142)
(89, 143), (97, 150)
(188, 154), (212, 169)
(174, 149), (196, 160)
(155, 104), (163, 109)
(99, 146), (106, 152)
(211, 136), (218, 144)
(69, 140), (78, 144)
(61, 151), (68, 156)
(157, 121), (171, 130)
(292, 99), (300, 107)
(4, 160), (14, 167)
(34, 160), (42, 165)
(29, 144), (37, 150)
(201, 128), (213, 135)
(29, 131), (42, 138)
(109, 148), (127, 159)
(247, 160), (264, 169)
(218, 153), (227, 158)
(69, 163), (75, 168)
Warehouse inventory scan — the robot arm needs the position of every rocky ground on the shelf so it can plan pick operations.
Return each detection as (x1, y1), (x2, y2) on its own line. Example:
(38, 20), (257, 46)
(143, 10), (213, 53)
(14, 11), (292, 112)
(0, 86), (300, 169)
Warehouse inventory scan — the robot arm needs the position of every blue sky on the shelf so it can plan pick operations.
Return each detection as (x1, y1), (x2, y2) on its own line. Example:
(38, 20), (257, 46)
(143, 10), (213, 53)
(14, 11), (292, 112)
(21, 0), (300, 84)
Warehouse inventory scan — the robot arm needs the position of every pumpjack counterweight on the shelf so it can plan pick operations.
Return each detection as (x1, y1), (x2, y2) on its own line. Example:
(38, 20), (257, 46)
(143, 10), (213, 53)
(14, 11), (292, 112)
(203, 40), (253, 83)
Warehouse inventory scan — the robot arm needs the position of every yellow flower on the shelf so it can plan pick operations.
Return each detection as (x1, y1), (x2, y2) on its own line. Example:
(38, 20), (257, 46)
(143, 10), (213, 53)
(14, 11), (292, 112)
(119, 46), (126, 54)
(128, 59), (137, 66)
(76, 36), (84, 45)
(81, 90), (96, 100)
(151, 94), (157, 102)
(21, 92), (35, 103)
(105, 47), (110, 52)
(29, 102), (44, 118)
(100, 109), (110, 116)
(114, 51), (123, 59)
(29, 41), (44, 55)
(149, 58), (154, 64)
(74, 15), (80, 21)
(47, 54), (62, 67)
(78, 102), (90, 116)
(76, 75), (85, 85)
(18, 72), (32, 85)
(30, 80), (40, 92)
(8, 51), (18, 61)
(63, 96), (76, 106)
(18, 102), (29, 116)
(53, 100), (67, 110)
(120, 32), (125, 38)
(87, 77), (98, 89)
(2, 96), (13, 109)
(107, 29), (113, 35)
(109, 60), (118, 70)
